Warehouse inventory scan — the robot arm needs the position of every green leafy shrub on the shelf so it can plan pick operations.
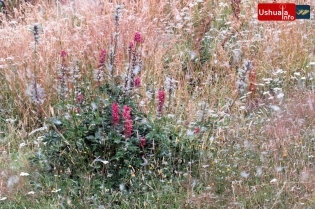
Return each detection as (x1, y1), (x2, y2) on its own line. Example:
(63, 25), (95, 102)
(29, 5), (202, 192)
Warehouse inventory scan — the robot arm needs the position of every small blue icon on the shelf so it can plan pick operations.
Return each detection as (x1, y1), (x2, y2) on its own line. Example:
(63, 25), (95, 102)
(296, 5), (310, 19)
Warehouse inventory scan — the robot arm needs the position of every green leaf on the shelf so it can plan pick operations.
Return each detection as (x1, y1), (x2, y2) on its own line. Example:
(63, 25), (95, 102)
(86, 135), (95, 140)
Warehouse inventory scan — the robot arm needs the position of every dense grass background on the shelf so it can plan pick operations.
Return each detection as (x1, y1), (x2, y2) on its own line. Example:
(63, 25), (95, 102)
(0, 0), (315, 208)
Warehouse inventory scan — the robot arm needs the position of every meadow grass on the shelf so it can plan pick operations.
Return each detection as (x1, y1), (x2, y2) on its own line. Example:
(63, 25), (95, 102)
(0, 0), (315, 208)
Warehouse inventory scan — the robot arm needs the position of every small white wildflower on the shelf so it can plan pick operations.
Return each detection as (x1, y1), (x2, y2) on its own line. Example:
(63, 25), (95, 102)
(240, 171), (249, 178)
(20, 172), (30, 176)
(270, 178), (277, 184)
(164, 77), (178, 91)
(273, 87), (282, 91)
(7, 176), (19, 188)
(119, 183), (126, 192)
(5, 118), (16, 123)
(19, 142), (27, 148)
(256, 167), (263, 176)
(94, 159), (109, 165)
(219, 2), (228, 7)
(186, 130), (194, 136)
(270, 105), (280, 111)
(239, 106), (246, 110)
(300, 171), (309, 182)
(51, 189), (61, 193)
(190, 51), (198, 61)
(28, 126), (48, 136)
(6, 56), (14, 61)
(277, 93), (284, 99)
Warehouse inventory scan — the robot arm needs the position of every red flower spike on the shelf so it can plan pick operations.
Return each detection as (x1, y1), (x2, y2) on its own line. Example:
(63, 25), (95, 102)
(111, 102), (120, 126)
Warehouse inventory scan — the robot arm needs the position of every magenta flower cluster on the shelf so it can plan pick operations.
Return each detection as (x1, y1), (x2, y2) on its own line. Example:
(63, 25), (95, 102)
(134, 32), (143, 43)
(111, 103), (133, 138)
(157, 91), (165, 115)
(139, 137), (146, 148)
(60, 50), (67, 58)
(111, 102), (120, 126)
(134, 77), (141, 87)
(99, 49), (107, 67)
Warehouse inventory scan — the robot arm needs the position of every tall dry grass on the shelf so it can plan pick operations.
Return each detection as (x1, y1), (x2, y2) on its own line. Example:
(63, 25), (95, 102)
(0, 0), (314, 129)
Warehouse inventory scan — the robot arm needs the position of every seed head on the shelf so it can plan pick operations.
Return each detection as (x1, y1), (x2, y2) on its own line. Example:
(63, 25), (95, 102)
(29, 23), (43, 44)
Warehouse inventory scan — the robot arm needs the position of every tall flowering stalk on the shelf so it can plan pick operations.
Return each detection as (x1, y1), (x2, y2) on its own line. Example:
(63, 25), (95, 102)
(164, 77), (177, 113)
(95, 49), (106, 85)
(109, 4), (123, 78)
(122, 105), (132, 138)
(124, 32), (144, 96)
(237, 60), (252, 97)
(58, 50), (68, 101)
(248, 62), (256, 99)
(157, 91), (165, 117)
(130, 32), (143, 88)
(124, 42), (134, 96)
(29, 23), (45, 106)
(231, 0), (241, 20)
(75, 92), (84, 114)
(69, 60), (82, 113)
(70, 60), (81, 100)
(111, 102), (120, 127)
